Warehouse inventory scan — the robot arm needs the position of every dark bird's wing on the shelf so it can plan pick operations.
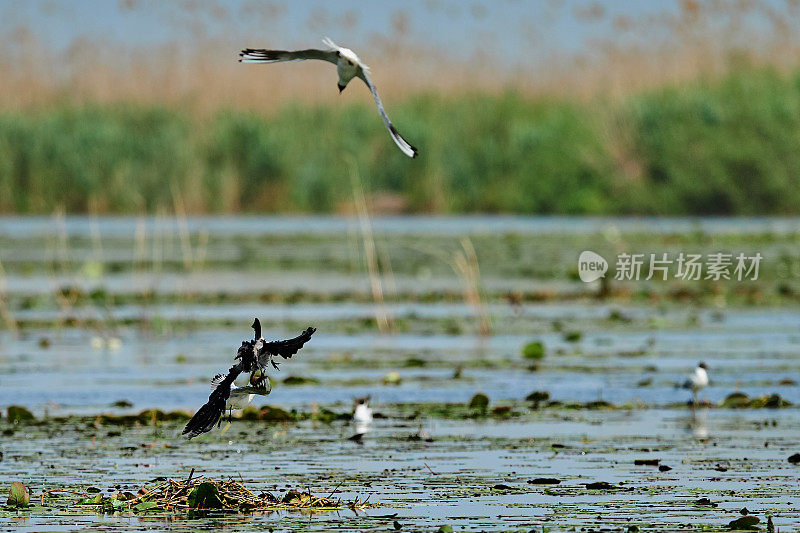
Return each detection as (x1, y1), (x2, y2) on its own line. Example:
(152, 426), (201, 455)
(182, 364), (242, 439)
(239, 48), (338, 65)
(356, 68), (418, 158)
(258, 327), (316, 363)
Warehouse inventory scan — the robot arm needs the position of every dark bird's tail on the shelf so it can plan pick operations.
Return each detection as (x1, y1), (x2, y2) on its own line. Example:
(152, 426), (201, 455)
(182, 364), (241, 439)
(181, 399), (226, 439)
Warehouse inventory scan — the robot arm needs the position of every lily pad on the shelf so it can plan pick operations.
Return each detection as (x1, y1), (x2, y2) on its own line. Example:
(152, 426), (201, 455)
(133, 500), (158, 513)
(728, 515), (760, 530)
(522, 341), (545, 360)
(525, 391), (550, 404)
(282, 376), (321, 386)
(584, 481), (620, 490)
(468, 393), (489, 414)
(187, 482), (223, 509)
(7, 482), (30, 507)
(7, 406), (34, 423)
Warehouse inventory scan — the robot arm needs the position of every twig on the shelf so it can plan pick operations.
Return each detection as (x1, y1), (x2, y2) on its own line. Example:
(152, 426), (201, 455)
(424, 462), (438, 475)
(326, 479), (345, 499)
(40, 489), (90, 506)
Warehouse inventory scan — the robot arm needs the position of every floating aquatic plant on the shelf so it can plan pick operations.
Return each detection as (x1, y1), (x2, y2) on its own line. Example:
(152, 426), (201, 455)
(62, 476), (378, 514)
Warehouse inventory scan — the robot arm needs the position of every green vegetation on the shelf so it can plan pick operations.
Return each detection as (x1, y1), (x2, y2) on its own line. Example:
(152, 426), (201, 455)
(522, 341), (546, 360)
(2, 66), (800, 214)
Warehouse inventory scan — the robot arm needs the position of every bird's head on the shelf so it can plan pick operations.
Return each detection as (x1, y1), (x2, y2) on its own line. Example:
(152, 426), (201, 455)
(698, 362), (708, 370)
(354, 395), (370, 407)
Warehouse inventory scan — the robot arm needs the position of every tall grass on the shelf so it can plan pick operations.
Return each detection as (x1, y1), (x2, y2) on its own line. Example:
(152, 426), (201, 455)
(1, 65), (800, 215)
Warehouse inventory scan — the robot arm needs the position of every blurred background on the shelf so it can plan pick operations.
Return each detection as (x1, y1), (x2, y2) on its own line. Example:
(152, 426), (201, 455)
(3, 0), (800, 214)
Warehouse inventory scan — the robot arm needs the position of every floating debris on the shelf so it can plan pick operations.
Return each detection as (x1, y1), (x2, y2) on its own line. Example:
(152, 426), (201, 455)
(383, 371), (402, 386)
(788, 453), (800, 464)
(694, 497), (717, 507)
(58, 476), (378, 514)
(722, 392), (792, 409)
(583, 481), (627, 490)
(527, 478), (561, 485)
(634, 459), (660, 466)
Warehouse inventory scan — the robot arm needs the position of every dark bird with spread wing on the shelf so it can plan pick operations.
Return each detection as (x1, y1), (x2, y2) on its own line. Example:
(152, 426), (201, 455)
(181, 319), (316, 439)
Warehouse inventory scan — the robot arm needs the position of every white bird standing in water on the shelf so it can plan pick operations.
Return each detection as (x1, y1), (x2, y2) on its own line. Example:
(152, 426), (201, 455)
(353, 396), (373, 424)
(685, 362), (709, 406)
(239, 38), (418, 158)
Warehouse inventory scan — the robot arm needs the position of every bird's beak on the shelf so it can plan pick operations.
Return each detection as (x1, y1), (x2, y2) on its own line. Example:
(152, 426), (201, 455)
(337, 83), (345, 94)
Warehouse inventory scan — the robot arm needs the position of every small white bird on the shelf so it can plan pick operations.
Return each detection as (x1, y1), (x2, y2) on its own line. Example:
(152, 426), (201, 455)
(353, 395), (373, 426)
(684, 362), (709, 406)
(240, 38), (418, 158)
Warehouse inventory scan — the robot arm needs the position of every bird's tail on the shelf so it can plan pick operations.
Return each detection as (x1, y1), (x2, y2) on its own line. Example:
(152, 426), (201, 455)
(322, 37), (338, 50)
(181, 399), (224, 439)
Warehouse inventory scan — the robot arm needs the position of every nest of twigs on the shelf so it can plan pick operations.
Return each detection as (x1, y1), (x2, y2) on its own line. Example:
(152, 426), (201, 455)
(61, 476), (377, 514)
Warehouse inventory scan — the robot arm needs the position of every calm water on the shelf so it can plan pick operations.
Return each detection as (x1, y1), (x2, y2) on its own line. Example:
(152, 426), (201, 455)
(1, 216), (798, 532)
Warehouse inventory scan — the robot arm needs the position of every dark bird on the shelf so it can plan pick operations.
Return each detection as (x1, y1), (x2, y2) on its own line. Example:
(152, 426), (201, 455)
(181, 363), (244, 439)
(239, 38), (418, 158)
(239, 318), (316, 384)
(181, 320), (316, 439)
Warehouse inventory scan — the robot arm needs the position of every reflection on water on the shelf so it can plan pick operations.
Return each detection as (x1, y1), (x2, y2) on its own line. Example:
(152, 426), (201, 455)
(689, 407), (709, 439)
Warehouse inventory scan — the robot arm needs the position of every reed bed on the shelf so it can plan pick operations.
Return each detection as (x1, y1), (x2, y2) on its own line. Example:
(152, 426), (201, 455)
(2, 64), (800, 215)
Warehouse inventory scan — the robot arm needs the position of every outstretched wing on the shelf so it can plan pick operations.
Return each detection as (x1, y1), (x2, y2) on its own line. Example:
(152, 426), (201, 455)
(239, 48), (338, 65)
(356, 69), (418, 158)
(258, 327), (316, 362)
(182, 364), (242, 439)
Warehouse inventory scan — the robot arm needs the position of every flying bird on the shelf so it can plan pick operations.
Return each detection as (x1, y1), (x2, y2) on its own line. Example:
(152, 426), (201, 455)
(181, 320), (315, 439)
(181, 363), (246, 439)
(239, 318), (316, 382)
(239, 38), (418, 158)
